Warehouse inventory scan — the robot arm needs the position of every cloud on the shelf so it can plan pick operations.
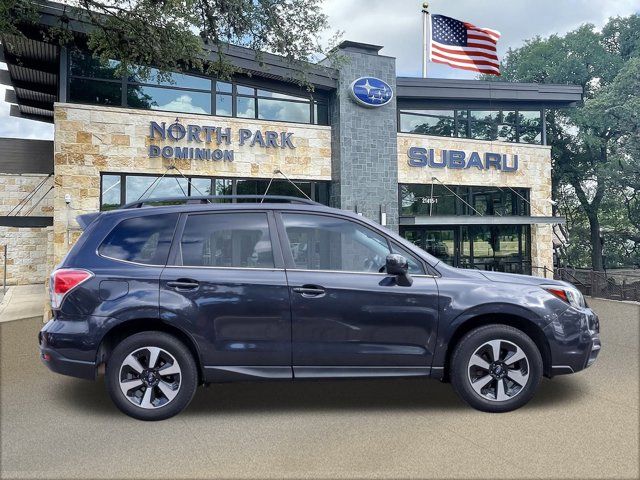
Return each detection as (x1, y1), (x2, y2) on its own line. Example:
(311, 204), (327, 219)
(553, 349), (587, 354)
(0, 62), (54, 140)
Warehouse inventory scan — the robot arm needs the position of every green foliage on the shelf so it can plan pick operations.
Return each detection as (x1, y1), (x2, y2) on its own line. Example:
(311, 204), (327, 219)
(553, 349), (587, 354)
(484, 15), (640, 269)
(0, 0), (333, 88)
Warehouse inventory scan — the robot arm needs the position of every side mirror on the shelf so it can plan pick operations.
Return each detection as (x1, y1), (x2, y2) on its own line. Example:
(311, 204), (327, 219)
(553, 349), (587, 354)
(385, 254), (413, 286)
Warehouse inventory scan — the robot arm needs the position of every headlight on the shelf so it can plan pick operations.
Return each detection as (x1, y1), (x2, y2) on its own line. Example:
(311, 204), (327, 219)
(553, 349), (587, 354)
(542, 285), (585, 308)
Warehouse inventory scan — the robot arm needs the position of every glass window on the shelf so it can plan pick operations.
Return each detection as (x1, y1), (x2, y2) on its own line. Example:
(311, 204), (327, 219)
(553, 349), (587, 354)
(400, 110), (455, 136)
(424, 229), (455, 266)
(390, 243), (425, 274)
(99, 214), (178, 265)
(216, 81), (232, 93)
(282, 213), (390, 273)
(127, 86), (211, 114)
(214, 179), (233, 196)
(189, 178), (212, 196)
(399, 184), (457, 216)
(215, 94), (232, 116)
(236, 96), (256, 118)
(237, 85), (255, 95)
(314, 102), (329, 125)
(314, 182), (330, 205)
(70, 78), (122, 106)
(179, 213), (274, 268)
(258, 98), (310, 123)
(125, 176), (188, 203)
(128, 67), (210, 90)
(257, 90), (306, 101)
(101, 175), (121, 210)
(518, 111), (542, 144)
(70, 49), (120, 79)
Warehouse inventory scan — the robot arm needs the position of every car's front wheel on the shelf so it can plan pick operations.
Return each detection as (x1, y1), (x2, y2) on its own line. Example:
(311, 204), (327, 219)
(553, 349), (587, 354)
(450, 324), (543, 413)
(105, 331), (198, 421)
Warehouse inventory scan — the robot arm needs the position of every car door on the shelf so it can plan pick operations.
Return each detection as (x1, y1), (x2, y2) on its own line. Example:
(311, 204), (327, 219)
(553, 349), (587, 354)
(276, 211), (440, 377)
(159, 209), (292, 380)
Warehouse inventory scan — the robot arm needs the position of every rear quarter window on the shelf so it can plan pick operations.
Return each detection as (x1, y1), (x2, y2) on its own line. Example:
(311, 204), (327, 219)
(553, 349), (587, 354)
(99, 213), (178, 265)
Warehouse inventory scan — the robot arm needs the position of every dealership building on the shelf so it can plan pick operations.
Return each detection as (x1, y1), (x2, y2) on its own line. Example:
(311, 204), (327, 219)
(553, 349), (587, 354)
(0, 1), (582, 285)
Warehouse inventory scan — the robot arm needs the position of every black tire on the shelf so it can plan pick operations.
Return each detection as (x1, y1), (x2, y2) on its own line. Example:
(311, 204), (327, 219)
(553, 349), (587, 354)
(450, 324), (543, 413)
(105, 331), (198, 421)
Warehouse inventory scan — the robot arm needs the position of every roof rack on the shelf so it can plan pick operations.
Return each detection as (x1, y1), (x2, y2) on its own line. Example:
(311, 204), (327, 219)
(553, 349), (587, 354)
(120, 195), (319, 209)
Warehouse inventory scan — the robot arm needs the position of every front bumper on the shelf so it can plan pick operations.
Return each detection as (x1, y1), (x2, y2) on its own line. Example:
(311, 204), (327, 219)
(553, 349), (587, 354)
(38, 319), (98, 380)
(544, 306), (601, 376)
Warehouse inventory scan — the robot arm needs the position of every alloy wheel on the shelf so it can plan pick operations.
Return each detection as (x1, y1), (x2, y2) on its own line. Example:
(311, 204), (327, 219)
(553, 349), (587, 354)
(466, 339), (530, 402)
(118, 346), (182, 409)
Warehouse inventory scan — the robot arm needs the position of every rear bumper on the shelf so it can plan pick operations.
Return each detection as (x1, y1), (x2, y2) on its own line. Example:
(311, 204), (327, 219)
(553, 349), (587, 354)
(38, 319), (98, 380)
(545, 306), (601, 376)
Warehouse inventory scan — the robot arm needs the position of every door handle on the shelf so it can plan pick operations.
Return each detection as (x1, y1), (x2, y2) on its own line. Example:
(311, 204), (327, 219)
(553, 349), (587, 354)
(292, 285), (326, 298)
(166, 279), (200, 290)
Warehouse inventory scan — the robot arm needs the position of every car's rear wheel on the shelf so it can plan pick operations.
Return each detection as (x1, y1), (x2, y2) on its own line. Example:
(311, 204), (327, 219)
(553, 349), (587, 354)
(450, 324), (542, 413)
(105, 331), (198, 421)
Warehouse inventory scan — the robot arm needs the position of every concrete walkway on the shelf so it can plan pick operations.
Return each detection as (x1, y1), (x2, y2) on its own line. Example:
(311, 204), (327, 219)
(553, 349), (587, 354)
(0, 284), (46, 323)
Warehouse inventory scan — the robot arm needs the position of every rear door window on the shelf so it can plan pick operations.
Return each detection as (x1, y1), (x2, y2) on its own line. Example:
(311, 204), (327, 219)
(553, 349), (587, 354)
(178, 212), (274, 268)
(99, 213), (178, 265)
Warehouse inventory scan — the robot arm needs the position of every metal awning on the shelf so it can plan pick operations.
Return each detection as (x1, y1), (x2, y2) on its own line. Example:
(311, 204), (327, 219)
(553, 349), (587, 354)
(400, 215), (566, 226)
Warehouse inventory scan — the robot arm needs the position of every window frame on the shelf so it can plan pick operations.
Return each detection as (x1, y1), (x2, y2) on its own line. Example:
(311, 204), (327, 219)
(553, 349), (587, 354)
(166, 209), (285, 270)
(274, 210), (430, 276)
(97, 212), (180, 267)
(67, 48), (330, 125)
(99, 172), (331, 211)
(398, 108), (543, 145)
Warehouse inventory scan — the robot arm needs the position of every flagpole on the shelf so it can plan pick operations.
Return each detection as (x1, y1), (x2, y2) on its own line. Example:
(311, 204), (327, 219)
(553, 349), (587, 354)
(422, 2), (430, 78)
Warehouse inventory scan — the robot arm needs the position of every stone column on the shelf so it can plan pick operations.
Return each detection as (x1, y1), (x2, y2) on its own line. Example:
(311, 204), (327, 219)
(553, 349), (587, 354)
(323, 42), (399, 231)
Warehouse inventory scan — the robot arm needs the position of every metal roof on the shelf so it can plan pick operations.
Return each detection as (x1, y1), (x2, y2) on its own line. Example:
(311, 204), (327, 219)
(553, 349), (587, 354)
(396, 77), (583, 109)
(0, 34), (58, 122)
(0, 138), (54, 174)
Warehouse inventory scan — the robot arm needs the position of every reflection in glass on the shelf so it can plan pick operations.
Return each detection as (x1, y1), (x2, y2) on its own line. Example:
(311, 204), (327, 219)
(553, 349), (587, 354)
(216, 81), (232, 93)
(129, 67), (211, 90)
(125, 176), (188, 203)
(257, 98), (310, 123)
(215, 93), (232, 116)
(237, 85), (255, 95)
(314, 103), (329, 125)
(257, 90), (306, 101)
(189, 178), (212, 196)
(127, 86), (211, 114)
(70, 78), (122, 106)
(236, 96), (255, 118)
(70, 49), (120, 79)
(101, 175), (121, 210)
(400, 110), (455, 136)
(180, 213), (274, 268)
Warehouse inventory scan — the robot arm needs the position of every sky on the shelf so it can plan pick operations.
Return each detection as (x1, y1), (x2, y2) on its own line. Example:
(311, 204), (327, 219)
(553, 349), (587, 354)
(1, 0), (639, 140)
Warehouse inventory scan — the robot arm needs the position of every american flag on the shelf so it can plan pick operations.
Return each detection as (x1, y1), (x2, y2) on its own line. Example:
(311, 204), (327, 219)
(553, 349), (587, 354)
(429, 14), (501, 76)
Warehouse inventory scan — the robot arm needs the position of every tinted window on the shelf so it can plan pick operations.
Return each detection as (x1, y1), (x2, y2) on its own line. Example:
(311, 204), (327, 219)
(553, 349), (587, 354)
(179, 213), (274, 268)
(282, 213), (390, 273)
(99, 214), (178, 264)
(390, 243), (425, 274)
(127, 86), (211, 114)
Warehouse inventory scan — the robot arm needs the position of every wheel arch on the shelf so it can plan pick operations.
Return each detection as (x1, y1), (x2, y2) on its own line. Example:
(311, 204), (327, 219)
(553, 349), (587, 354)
(96, 319), (204, 383)
(440, 312), (552, 382)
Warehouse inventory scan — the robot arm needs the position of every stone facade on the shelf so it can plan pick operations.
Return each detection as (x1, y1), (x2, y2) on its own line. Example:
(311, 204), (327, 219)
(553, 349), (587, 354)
(324, 48), (399, 230)
(397, 134), (554, 272)
(52, 103), (332, 265)
(0, 174), (54, 285)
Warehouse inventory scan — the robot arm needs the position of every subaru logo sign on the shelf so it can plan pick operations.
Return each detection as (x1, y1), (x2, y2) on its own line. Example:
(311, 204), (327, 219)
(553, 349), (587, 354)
(349, 77), (393, 107)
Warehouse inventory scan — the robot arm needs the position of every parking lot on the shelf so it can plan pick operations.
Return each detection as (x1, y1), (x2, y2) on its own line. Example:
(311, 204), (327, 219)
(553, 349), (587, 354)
(1, 298), (638, 479)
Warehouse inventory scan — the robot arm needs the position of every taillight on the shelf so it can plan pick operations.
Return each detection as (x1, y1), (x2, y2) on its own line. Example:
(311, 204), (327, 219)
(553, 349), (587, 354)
(50, 269), (93, 309)
(544, 287), (568, 303)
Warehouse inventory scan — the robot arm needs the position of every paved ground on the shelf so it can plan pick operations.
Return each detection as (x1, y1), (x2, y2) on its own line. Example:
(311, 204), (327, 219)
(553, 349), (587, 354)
(0, 284), (46, 323)
(1, 298), (638, 479)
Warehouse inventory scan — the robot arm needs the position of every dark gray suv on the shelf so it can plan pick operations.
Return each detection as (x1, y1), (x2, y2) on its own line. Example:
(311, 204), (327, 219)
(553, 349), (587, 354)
(39, 196), (601, 420)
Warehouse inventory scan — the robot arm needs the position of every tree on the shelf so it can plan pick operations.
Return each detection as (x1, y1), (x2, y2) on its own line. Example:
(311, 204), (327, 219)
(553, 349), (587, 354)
(486, 16), (640, 270)
(0, 0), (332, 86)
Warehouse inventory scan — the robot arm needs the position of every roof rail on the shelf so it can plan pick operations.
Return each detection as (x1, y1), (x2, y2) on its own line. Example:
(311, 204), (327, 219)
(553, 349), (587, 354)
(120, 195), (319, 209)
